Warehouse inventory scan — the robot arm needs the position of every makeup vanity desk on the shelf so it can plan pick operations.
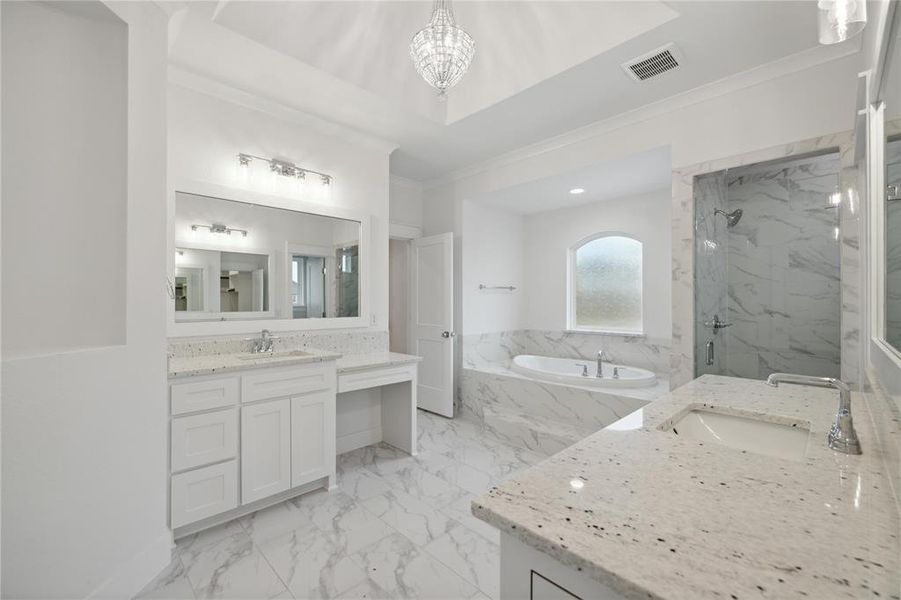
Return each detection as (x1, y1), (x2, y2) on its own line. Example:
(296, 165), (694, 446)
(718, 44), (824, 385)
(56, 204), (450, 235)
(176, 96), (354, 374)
(335, 352), (422, 456)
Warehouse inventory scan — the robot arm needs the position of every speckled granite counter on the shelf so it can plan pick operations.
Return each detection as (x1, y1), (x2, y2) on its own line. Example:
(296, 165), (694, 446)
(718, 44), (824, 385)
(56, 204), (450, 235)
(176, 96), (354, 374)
(472, 374), (900, 600)
(335, 351), (421, 373)
(168, 348), (341, 379)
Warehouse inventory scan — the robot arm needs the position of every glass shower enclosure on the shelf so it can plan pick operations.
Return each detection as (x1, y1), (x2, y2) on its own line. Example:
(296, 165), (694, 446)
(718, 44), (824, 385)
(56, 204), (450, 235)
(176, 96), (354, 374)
(693, 151), (842, 381)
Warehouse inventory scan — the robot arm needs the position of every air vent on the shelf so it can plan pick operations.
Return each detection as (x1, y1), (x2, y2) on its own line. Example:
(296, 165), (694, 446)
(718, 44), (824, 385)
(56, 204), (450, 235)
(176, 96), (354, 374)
(622, 43), (682, 82)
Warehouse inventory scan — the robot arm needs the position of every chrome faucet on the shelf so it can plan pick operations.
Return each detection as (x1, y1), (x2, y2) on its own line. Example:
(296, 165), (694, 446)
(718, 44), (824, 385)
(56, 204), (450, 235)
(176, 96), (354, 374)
(765, 373), (861, 455)
(596, 350), (610, 378)
(246, 329), (279, 353)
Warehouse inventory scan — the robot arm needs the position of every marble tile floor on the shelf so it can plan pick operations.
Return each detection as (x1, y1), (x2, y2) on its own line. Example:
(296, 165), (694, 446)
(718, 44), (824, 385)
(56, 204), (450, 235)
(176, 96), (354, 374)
(137, 410), (547, 600)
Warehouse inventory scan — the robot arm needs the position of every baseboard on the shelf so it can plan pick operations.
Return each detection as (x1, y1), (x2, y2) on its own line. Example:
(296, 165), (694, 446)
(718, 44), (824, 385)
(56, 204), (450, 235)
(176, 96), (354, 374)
(88, 527), (174, 599)
(337, 427), (382, 454)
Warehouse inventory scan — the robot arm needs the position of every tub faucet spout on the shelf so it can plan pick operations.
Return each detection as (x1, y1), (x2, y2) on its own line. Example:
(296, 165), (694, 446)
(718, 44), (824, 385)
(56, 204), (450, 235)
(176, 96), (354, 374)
(596, 350), (609, 378)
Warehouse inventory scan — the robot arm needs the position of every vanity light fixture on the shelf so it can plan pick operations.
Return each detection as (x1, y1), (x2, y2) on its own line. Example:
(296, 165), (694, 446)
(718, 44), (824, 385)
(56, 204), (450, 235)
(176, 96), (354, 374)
(191, 223), (248, 237)
(817, 0), (866, 45)
(237, 153), (332, 186)
(569, 188), (585, 195)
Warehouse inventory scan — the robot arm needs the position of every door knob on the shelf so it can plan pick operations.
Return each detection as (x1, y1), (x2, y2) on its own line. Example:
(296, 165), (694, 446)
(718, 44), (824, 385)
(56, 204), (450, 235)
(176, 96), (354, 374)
(442, 331), (456, 338)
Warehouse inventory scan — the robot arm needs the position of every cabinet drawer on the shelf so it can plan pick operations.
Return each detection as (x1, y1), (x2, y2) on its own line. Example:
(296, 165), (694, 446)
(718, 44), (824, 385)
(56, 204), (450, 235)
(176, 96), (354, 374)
(170, 461), (238, 529)
(338, 364), (415, 393)
(171, 377), (239, 415)
(171, 408), (238, 472)
(242, 364), (333, 403)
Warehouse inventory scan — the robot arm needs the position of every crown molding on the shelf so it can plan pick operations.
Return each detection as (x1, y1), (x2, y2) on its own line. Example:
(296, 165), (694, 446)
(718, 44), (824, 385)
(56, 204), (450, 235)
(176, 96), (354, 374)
(421, 39), (862, 190)
(168, 65), (400, 154)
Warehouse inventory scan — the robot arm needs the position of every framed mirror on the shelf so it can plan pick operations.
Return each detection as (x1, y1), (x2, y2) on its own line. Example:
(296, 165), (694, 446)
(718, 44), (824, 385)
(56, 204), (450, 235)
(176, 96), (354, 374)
(170, 184), (368, 335)
(869, 2), (901, 366)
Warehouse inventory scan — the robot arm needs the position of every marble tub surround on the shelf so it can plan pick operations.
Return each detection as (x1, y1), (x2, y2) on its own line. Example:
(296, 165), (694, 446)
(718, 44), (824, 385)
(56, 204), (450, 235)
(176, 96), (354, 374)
(336, 351), (422, 373)
(168, 329), (389, 359)
(693, 152), (843, 382)
(168, 347), (342, 378)
(472, 374), (899, 600)
(671, 130), (860, 390)
(460, 365), (661, 456)
(462, 329), (670, 375)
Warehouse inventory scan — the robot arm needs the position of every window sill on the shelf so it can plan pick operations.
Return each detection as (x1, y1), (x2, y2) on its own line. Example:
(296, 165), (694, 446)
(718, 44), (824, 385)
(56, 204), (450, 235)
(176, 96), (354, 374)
(564, 329), (646, 338)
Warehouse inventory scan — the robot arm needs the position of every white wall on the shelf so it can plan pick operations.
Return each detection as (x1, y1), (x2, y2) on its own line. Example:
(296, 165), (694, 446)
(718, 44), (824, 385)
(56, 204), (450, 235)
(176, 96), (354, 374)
(1, 1), (171, 597)
(461, 200), (526, 335)
(388, 239), (409, 352)
(168, 83), (394, 333)
(423, 52), (863, 353)
(389, 175), (423, 229)
(1, 0), (126, 358)
(524, 190), (672, 339)
(425, 53), (861, 201)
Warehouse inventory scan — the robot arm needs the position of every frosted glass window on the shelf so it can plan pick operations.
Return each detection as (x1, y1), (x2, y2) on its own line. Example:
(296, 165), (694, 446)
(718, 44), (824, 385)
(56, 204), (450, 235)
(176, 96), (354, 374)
(571, 235), (642, 332)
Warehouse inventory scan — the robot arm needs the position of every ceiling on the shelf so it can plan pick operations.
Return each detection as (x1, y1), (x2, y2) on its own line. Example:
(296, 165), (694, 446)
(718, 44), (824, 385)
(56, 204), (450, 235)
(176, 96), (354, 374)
(470, 146), (672, 215)
(168, 1), (850, 181)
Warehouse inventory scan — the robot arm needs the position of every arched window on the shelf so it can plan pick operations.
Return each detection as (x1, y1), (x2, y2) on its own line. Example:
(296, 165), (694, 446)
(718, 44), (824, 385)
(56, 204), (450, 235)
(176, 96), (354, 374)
(568, 234), (643, 333)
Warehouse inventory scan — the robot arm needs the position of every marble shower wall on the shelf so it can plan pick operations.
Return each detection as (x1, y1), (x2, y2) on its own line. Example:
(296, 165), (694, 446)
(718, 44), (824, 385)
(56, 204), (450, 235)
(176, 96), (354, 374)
(671, 131), (859, 389)
(698, 152), (843, 381)
(692, 171), (729, 377)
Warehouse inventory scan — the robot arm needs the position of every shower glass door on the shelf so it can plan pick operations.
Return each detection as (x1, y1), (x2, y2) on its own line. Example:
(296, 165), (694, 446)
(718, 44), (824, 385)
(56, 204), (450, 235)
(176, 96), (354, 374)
(693, 151), (842, 381)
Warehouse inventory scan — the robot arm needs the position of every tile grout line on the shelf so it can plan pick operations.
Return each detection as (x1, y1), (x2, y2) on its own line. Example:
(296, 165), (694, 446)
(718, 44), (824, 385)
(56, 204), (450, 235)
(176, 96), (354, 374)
(237, 513), (295, 600)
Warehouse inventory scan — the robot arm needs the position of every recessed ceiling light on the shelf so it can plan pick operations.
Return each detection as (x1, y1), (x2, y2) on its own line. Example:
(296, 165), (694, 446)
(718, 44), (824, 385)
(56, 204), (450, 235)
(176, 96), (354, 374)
(569, 188), (585, 195)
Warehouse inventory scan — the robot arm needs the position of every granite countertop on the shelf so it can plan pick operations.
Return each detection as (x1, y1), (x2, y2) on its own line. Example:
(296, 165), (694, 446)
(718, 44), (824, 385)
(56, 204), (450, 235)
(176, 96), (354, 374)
(336, 352), (422, 373)
(472, 374), (900, 600)
(168, 348), (342, 379)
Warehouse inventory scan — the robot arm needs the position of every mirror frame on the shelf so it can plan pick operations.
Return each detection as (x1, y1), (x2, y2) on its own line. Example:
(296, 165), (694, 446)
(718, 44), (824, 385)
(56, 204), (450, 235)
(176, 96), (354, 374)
(866, 1), (901, 381)
(168, 178), (371, 337)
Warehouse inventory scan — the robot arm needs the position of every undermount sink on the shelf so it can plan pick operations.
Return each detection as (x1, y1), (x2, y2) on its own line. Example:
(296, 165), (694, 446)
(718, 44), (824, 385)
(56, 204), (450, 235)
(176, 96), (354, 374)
(236, 350), (311, 360)
(667, 409), (810, 461)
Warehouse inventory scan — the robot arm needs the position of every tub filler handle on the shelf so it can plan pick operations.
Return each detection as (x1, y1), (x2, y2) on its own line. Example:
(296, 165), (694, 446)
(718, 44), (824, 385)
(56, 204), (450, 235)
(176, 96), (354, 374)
(575, 363), (589, 377)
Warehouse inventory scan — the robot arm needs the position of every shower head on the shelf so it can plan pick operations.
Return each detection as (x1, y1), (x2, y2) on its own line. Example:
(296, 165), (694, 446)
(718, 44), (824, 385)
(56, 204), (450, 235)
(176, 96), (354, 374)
(714, 208), (743, 228)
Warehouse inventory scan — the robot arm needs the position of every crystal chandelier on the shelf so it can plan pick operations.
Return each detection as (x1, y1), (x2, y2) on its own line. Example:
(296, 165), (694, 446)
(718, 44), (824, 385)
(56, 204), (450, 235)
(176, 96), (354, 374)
(817, 0), (867, 45)
(409, 0), (475, 97)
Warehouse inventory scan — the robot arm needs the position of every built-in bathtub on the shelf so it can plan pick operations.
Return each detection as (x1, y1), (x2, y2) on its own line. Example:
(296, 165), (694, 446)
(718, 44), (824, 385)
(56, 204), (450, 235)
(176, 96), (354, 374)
(460, 357), (667, 457)
(511, 354), (657, 388)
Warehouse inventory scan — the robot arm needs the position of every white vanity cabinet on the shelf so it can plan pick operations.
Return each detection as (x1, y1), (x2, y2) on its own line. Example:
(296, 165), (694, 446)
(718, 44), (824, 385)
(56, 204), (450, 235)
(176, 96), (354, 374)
(291, 389), (335, 487)
(168, 360), (337, 535)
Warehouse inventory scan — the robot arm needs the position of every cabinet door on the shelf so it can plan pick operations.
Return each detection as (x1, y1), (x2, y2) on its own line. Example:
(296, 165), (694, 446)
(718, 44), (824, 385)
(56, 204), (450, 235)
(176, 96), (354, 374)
(291, 389), (336, 487)
(241, 399), (291, 504)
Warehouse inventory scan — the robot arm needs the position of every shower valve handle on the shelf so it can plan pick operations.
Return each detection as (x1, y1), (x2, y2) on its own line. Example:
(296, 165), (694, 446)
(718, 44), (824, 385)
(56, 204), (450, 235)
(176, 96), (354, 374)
(703, 314), (732, 331)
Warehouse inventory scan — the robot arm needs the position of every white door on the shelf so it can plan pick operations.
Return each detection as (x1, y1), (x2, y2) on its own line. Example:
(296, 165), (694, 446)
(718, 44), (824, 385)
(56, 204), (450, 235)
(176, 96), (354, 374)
(241, 398), (291, 504)
(409, 232), (455, 417)
(291, 389), (336, 487)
